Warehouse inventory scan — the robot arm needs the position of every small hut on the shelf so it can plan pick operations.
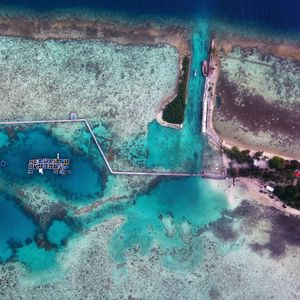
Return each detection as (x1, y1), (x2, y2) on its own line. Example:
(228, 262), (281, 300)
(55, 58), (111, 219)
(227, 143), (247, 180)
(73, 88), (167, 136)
(69, 112), (78, 120)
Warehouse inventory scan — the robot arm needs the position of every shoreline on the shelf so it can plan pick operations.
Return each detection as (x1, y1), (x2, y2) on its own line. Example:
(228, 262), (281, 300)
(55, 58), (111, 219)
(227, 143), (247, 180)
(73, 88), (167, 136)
(236, 177), (300, 217)
(202, 39), (222, 145)
(209, 178), (300, 217)
(211, 35), (300, 161)
(221, 137), (299, 162)
(155, 55), (183, 130)
(207, 37), (300, 217)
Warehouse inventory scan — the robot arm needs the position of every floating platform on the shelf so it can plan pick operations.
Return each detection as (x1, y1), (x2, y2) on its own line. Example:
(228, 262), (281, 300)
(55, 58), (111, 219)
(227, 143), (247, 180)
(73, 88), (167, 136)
(28, 153), (71, 175)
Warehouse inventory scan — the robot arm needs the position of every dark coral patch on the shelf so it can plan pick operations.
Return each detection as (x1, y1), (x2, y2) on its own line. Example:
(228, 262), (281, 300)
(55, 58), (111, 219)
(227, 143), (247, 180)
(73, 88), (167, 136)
(211, 217), (238, 242)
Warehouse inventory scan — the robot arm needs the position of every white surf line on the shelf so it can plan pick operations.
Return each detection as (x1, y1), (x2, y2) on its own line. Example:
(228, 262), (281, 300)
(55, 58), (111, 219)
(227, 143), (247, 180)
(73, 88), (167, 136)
(0, 118), (226, 179)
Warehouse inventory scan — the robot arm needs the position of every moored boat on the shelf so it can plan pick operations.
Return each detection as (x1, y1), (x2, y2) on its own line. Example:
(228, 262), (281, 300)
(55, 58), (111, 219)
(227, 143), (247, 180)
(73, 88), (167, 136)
(202, 60), (209, 77)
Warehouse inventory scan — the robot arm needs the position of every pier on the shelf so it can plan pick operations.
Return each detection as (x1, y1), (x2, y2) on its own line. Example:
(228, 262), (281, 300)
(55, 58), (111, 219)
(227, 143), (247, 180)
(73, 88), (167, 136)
(0, 119), (85, 125)
(85, 120), (225, 179)
(0, 116), (227, 180)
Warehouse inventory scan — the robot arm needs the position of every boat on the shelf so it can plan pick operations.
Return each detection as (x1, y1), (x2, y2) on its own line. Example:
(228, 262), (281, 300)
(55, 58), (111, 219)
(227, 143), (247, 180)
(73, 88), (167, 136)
(194, 70), (197, 77)
(202, 60), (209, 77)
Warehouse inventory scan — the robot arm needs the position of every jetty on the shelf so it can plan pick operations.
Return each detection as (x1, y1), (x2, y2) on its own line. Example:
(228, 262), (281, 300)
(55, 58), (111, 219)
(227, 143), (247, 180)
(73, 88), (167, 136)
(28, 153), (71, 175)
(0, 116), (227, 180)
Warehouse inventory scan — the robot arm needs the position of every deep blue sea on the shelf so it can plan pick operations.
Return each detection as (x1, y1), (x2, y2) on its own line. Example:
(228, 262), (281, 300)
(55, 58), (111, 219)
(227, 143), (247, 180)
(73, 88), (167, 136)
(0, 0), (300, 33)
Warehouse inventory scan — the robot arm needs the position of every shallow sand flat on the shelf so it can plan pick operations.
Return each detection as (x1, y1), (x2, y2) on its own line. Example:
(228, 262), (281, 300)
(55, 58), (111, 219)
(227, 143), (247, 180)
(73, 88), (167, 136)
(213, 46), (300, 159)
(214, 117), (300, 160)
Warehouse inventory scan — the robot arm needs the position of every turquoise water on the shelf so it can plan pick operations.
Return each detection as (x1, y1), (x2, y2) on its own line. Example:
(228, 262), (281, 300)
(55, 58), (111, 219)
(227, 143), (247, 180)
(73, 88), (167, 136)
(0, 124), (106, 267)
(0, 17), (223, 274)
(102, 23), (226, 269)
(0, 194), (36, 262)
(142, 25), (209, 172)
(17, 242), (57, 272)
(110, 177), (227, 270)
(47, 220), (71, 247)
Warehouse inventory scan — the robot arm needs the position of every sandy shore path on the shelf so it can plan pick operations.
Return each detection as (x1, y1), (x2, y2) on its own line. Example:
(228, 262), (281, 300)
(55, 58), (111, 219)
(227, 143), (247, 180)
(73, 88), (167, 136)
(209, 178), (300, 217)
(221, 139), (297, 162)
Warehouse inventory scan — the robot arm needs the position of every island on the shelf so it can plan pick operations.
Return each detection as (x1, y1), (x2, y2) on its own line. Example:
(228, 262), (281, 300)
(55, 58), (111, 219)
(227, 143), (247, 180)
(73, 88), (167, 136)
(202, 33), (300, 215)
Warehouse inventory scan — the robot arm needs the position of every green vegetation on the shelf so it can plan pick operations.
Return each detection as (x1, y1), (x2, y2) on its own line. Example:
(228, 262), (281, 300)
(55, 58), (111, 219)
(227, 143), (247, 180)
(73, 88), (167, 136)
(224, 146), (253, 164)
(224, 146), (300, 209)
(162, 56), (190, 124)
(274, 185), (300, 209)
(268, 156), (285, 170)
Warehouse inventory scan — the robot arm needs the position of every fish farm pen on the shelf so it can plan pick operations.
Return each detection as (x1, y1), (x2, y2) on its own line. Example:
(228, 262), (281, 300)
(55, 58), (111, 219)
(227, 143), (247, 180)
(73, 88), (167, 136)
(28, 153), (71, 175)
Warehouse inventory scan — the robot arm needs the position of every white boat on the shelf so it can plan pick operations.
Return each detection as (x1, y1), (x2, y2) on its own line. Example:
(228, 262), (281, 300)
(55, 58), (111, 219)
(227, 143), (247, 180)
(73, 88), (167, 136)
(194, 70), (197, 77)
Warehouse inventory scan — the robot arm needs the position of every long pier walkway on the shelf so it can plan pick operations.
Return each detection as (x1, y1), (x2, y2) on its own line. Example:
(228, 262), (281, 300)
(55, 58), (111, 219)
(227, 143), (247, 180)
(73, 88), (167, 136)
(0, 118), (226, 180)
(0, 119), (86, 125)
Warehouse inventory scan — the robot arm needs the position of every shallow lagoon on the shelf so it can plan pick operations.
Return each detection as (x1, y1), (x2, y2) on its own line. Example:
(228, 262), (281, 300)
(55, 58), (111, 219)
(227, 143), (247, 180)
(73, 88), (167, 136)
(110, 177), (228, 270)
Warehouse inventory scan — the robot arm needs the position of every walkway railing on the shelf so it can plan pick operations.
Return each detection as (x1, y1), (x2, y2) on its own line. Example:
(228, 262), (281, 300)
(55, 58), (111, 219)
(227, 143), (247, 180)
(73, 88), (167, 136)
(0, 118), (226, 180)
